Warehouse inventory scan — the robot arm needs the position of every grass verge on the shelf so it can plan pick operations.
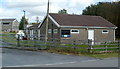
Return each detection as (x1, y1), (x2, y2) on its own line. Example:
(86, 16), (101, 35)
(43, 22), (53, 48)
(81, 53), (118, 59)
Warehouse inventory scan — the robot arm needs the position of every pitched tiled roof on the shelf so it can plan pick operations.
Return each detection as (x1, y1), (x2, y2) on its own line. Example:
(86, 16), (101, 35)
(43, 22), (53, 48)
(0, 19), (16, 22)
(49, 13), (116, 27)
(28, 23), (39, 29)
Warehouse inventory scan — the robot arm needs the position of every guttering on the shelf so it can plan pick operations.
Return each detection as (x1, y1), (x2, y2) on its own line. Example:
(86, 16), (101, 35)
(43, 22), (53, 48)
(60, 26), (117, 29)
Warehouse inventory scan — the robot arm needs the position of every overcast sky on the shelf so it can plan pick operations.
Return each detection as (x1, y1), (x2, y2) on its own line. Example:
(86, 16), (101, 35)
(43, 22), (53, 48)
(0, 0), (116, 23)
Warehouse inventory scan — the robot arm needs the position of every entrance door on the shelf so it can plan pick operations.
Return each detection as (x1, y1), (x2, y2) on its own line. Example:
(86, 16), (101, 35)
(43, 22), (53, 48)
(88, 30), (94, 44)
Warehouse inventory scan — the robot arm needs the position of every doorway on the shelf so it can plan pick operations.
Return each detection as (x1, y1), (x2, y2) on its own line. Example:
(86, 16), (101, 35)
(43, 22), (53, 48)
(88, 30), (94, 44)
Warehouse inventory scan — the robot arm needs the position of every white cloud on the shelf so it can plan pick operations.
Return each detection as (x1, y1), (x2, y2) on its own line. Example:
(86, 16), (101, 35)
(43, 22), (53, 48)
(0, 8), (20, 18)
(1, 0), (116, 22)
(5, 0), (47, 8)
(0, 8), (23, 21)
(4, 0), (94, 13)
(49, 5), (62, 13)
(0, 8), (2, 14)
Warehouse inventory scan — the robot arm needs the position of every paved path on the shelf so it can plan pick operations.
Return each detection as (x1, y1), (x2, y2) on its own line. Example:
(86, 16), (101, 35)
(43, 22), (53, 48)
(2, 48), (118, 67)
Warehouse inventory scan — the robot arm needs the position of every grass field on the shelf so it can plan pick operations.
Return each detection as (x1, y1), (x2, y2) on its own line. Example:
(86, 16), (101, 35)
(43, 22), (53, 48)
(2, 33), (17, 46)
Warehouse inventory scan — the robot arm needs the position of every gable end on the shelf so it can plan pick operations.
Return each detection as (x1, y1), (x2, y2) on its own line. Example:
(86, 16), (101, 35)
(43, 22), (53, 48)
(38, 14), (60, 29)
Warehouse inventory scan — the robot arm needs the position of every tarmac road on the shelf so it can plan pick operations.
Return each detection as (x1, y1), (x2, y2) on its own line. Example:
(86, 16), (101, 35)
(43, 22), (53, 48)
(2, 48), (118, 67)
(0, 34), (118, 67)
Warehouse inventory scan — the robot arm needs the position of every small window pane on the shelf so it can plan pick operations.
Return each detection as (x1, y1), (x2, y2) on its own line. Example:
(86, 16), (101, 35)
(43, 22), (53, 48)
(72, 30), (78, 32)
(71, 29), (79, 34)
(102, 30), (109, 33)
(48, 29), (51, 33)
(54, 29), (58, 33)
(3, 23), (9, 24)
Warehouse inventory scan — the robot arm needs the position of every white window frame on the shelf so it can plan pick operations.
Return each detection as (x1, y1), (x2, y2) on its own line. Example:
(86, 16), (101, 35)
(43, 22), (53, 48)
(71, 29), (79, 34)
(102, 30), (109, 34)
(54, 29), (58, 33)
(48, 29), (52, 33)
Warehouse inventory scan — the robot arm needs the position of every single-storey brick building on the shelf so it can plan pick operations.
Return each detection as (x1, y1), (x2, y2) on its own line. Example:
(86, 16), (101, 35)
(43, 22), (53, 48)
(32, 13), (117, 42)
(0, 19), (19, 32)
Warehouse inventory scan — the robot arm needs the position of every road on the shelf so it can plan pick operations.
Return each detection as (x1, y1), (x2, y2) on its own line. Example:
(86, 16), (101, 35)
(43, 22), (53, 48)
(0, 34), (118, 67)
(2, 48), (118, 67)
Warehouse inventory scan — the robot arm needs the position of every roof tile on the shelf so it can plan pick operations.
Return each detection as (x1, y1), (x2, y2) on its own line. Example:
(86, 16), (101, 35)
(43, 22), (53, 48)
(49, 13), (116, 27)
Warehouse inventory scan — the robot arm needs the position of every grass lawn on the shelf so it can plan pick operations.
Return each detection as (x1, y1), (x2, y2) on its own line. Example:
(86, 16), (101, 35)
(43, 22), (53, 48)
(92, 43), (119, 53)
(2, 33), (17, 46)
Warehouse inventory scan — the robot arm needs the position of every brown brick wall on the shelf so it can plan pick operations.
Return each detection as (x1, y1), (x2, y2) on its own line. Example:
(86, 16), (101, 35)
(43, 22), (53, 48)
(94, 29), (115, 42)
(40, 17), (115, 42)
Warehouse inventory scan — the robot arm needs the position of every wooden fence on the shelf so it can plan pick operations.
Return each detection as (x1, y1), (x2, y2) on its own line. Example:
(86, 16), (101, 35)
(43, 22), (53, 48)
(2, 34), (120, 54)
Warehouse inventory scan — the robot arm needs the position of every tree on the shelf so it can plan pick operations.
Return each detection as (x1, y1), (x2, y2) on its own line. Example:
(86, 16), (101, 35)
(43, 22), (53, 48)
(58, 9), (67, 14)
(82, 1), (120, 38)
(19, 16), (28, 30)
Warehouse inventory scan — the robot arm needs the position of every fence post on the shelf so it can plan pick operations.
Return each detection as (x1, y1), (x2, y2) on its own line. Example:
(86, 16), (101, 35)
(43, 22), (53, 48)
(17, 34), (20, 47)
(34, 36), (36, 48)
(73, 40), (76, 50)
(105, 41), (107, 53)
(73, 40), (76, 45)
(118, 40), (120, 52)
(88, 39), (92, 53)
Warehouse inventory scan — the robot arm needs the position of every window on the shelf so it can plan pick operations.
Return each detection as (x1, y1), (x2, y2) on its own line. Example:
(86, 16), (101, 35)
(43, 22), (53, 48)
(102, 30), (109, 34)
(54, 29), (58, 33)
(3, 22), (9, 25)
(71, 29), (79, 34)
(48, 29), (51, 33)
(13, 26), (17, 29)
(61, 30), (70, 37)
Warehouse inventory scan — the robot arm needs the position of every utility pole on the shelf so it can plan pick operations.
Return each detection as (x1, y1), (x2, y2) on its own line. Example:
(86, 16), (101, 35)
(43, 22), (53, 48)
(45, 0), (49, 42)
(23, 10), (26, 17)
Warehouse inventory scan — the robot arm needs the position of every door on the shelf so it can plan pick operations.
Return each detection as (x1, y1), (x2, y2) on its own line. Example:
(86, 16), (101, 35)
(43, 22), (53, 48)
(88, 30), (94, 44)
